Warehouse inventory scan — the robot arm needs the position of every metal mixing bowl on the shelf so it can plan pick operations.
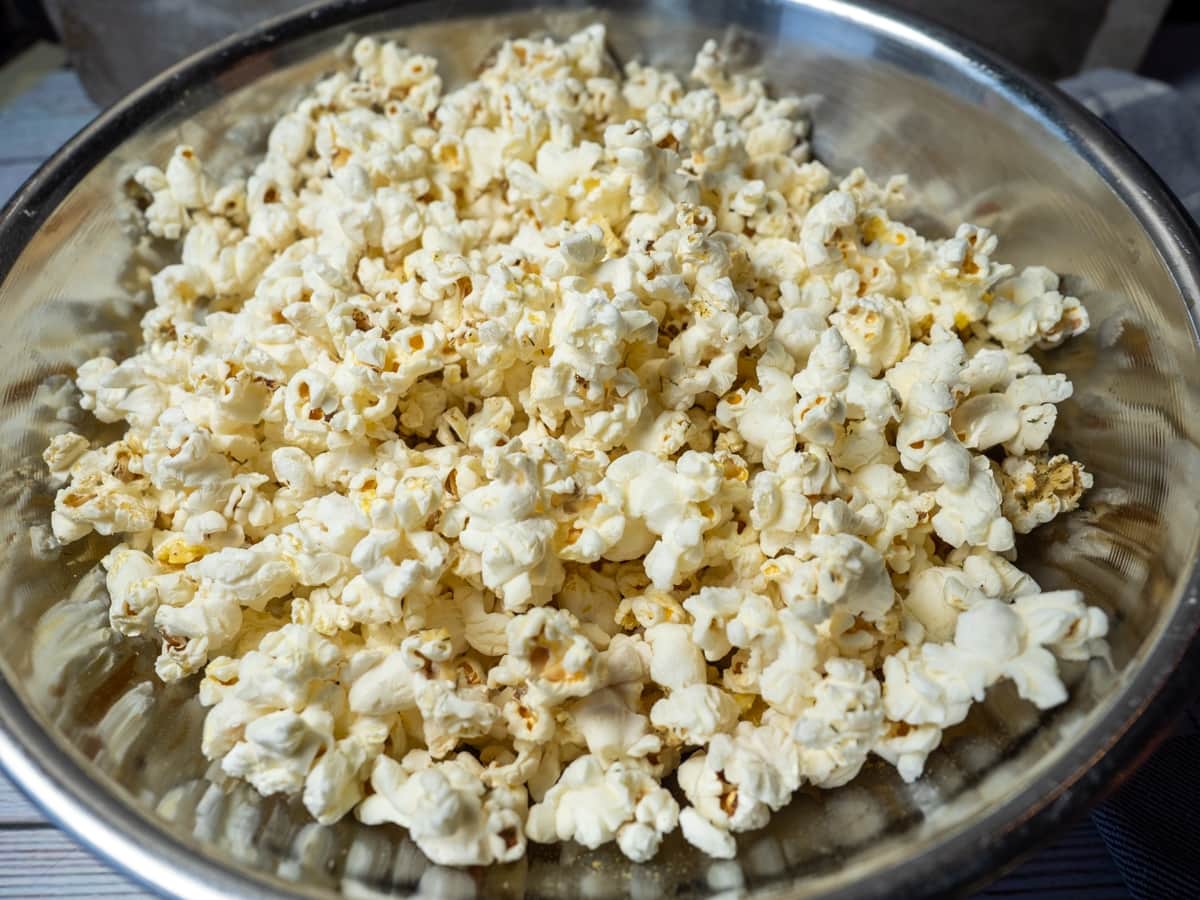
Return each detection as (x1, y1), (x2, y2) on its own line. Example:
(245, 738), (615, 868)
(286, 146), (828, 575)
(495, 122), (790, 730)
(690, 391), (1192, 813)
(1, 1), (1199, 897)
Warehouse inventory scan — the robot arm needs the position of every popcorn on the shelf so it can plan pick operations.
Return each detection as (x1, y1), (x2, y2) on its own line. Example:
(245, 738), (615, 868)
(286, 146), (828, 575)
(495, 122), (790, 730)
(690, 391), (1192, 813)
(683, 586), (746, 661)
(134, 146), (211, 239)
(304, 717), (388, 823)
(882, 592), (1105, 729)
(103, 545), (197, 638)
(411, 663), (498, 758)
(679, 806), (736, 859)
(570, 687), (661, 762)
(840, 462), (931, 573)
(873, 723), (942, 783)
(347, 649), (416, 716)
(987, 266), (1089, 352)
(50, 444), (158, 543)
(715, 360), (797, 468)
(801, 190), (858, 268)
(931, 456), (1014, 552)
(746, 606), (823, 714)
(600, 450), (722, 590)
(999, 453), (1093, 533)
(489, 607), (604, 706)
(358, 752), (528, 866)
(650, 684), (740, 745)
(457, 443), (564, 611)
(749, 465), (813, 555)
(459, 590), (513, 657)
(221, 708), (333, 796)
(900, 566), (975, 643)
(43, 433), (90, 484)
(805, 533), (896, 622)
(201, 624), (348, 799)
(792, 659), (883, 787)
(1013, 589), (1108, 661)
(951, 371), (1073, 455)
(792, 327), (852, 447)
(677, 721), (801, 853)
(887, 328), (971, 488)
(525, 756), (678, 862)
(186, 539), (297, 607)
(903, 224), (1013, 332)
(342, 528), (448, 625)
(48, 23), (1100, 869)
(643, 622), (707, 691)
(830, 294), (910, 377)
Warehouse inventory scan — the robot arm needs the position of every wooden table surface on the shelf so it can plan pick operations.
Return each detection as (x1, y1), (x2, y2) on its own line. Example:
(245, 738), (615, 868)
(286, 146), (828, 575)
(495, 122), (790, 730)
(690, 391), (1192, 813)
(0, 44), (1133, 900)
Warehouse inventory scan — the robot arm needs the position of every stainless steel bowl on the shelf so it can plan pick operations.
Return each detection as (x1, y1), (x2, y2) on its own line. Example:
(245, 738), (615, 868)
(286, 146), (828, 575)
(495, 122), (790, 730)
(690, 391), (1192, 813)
(1, 1), (1199, 897)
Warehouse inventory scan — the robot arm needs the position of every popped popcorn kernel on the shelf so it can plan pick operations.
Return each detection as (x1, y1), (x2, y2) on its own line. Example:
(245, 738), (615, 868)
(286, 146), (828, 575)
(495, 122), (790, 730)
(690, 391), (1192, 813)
(999, 453), (1093, 533)
(48, 23), (1100, 869)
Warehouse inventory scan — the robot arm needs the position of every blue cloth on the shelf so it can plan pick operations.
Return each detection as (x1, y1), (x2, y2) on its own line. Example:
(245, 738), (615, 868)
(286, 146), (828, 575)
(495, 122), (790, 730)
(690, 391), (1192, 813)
(1054, 70), (1200, 900)
(1061, 69), (1200, 220)
(1092, 736), (1200, 900)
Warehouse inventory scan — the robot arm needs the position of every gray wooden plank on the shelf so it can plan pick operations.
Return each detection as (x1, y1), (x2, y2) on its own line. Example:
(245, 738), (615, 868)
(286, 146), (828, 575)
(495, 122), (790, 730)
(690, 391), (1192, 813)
(0, 43), (69, 107)
(0, 777), (155, 897)
(0, 777), (43, 826)
(0, 829), (151, 897)
(0, 68), (98, 163)
(0, 57), (98, 207)
(0, 830), (152, 900)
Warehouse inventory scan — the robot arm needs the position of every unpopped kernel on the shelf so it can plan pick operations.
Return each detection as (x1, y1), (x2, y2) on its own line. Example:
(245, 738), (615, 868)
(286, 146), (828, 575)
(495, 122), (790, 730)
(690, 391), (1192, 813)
(47, 26), (1104, 865)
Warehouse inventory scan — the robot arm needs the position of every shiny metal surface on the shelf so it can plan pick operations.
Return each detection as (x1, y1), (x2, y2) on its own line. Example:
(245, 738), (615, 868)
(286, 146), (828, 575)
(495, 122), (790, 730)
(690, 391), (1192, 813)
(0, 1), (1198, 898)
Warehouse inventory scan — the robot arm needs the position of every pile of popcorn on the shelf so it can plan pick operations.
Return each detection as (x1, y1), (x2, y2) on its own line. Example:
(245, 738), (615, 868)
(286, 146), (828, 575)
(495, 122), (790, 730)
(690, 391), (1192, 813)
(43, 26), (1107, 865)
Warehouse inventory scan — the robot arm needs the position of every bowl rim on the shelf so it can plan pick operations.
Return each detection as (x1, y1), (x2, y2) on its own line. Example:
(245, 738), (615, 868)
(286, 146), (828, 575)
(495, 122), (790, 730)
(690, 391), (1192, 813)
(1, 1), (1200, 898)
